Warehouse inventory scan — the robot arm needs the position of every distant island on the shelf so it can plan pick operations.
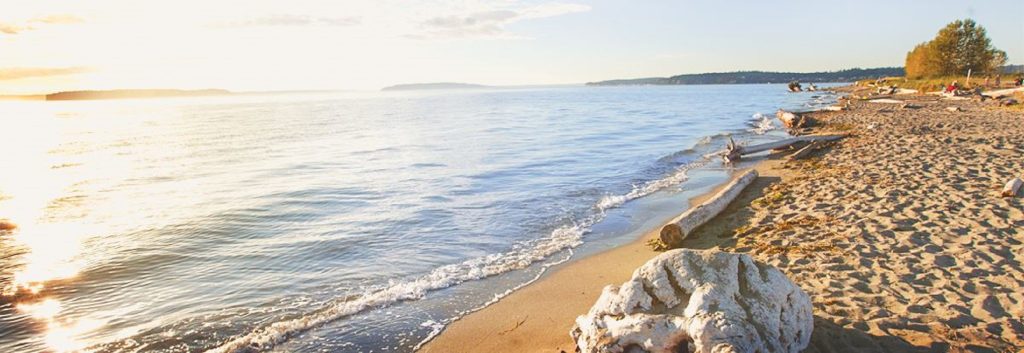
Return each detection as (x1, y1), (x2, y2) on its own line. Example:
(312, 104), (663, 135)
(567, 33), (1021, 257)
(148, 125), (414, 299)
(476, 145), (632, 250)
(381, 82), (490, 91)
(45, 89), (231, 101)
(588, 67), (906, 86)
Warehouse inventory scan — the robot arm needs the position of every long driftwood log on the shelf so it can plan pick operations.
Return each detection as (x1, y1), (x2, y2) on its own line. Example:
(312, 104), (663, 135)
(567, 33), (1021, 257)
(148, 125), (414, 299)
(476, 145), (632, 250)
(659, 170), (758, 248)
(1003, 177), (1023, 197)
(724, 134), (846, 162)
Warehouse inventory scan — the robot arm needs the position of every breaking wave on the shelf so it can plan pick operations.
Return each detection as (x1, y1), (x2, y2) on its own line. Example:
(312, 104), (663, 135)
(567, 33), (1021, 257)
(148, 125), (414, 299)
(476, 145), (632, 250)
(749, 113), (776, 135)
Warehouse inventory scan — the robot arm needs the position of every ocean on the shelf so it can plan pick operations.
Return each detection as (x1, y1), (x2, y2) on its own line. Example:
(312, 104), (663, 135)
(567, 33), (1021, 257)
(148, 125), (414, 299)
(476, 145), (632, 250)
(0, 84), (837, 352)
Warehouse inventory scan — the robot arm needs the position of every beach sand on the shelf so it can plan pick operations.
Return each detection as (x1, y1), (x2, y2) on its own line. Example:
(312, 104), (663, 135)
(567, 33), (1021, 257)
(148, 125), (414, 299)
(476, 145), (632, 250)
(420, 93), (1024, 352)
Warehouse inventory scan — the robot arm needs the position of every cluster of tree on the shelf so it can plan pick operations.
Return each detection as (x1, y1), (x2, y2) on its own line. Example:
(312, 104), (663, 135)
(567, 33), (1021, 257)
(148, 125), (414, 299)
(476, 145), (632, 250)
(905, 19), (1008, 79)
(586, 67), (905, 86)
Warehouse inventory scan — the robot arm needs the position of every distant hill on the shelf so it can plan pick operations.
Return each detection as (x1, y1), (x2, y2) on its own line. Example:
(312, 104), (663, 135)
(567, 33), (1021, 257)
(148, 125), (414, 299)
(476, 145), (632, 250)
(381, 82), (489, 91)
(587, 68), (906, 86)
(45, 89), (231, 101)
(1003, 65), (1024, 74)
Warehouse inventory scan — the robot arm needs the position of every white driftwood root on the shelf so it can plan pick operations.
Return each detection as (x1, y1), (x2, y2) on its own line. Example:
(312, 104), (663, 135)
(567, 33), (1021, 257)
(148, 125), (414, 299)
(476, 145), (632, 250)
(724, 134), (846, 162)
(659, 170), (757, 248)
(1003, 177), (1023, 197)
(571, 249), (814, 353)
(775, 109), (812, 129)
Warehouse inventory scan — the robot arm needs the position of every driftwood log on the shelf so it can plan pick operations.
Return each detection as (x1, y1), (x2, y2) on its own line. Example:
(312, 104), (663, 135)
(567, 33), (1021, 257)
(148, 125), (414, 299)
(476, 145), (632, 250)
(1003, 177), (1023, 197)
(775, 109), (814, 129)
(724, 134), (846, 162)
(659, 170), (758, 248)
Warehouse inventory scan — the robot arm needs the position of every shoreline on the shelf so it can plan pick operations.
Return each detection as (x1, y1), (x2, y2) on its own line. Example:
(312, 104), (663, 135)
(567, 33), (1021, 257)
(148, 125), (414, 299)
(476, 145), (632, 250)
(420, 165), (766, 353)
(417, 89), (833, 353)
(421, 88), (1024, 352)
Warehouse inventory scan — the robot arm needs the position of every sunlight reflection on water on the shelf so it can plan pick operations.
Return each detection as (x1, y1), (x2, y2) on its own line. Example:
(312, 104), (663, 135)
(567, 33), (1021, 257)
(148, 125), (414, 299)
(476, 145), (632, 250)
(0, 87), (835, 353)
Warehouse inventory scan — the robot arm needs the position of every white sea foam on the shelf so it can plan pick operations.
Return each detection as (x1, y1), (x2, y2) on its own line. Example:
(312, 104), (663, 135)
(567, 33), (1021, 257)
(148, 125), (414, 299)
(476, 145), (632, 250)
(749, 113), (776, 135)
(206, 155), (712, 353)
(412, 249), (575, 351)
(596, 158), (710, 211)
(206, 221), (592, 353)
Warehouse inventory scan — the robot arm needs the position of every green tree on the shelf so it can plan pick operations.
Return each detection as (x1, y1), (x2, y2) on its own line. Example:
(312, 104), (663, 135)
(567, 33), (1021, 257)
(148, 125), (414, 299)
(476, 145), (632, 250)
(905, 43), (937, 79)
(904, 19), (1008, 78)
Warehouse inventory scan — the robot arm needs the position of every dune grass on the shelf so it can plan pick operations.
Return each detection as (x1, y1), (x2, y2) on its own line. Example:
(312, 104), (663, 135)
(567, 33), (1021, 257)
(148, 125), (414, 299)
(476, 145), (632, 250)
(856, 75), (1023, 93)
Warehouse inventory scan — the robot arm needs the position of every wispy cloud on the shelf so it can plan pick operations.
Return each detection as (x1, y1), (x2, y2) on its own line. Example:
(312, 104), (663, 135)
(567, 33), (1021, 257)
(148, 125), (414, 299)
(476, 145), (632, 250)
(0, 67), (90, 81)
(411, 3), (590, 39)
(222, 14), (361, 28)
(0, 14), (84, 35)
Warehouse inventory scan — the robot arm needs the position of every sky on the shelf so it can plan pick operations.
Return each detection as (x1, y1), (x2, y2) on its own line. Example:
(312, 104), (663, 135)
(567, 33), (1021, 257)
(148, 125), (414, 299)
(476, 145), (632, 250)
(0, 0), (1021, 93)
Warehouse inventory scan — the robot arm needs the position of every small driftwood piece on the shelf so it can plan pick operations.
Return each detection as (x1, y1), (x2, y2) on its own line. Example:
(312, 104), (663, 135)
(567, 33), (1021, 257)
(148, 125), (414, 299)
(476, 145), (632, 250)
(787, 141), (823, 161)
(658, 170), (758, 248)
(723, 134), (846, 162)
(945, 106), (963, 112)
(1003, 177), (1023, 197)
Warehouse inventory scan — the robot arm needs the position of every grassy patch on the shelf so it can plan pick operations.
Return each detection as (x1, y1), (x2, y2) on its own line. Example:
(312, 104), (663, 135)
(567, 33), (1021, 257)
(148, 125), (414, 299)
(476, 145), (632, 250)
(753, 240), (840, 256)
(646, 238), (670, 251)
(752, 190), (786, 208)
(732, 224), (755, 237)
(854, 76), (1022, 92)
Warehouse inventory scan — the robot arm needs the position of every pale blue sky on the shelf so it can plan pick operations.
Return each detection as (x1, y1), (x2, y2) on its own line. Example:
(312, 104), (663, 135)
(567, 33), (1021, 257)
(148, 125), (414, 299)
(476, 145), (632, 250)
(0, 0), (1021, 92)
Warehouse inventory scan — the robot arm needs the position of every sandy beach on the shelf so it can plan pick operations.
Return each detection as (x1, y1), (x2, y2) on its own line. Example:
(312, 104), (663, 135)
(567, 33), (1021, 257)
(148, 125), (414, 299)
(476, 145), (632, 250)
(421, 90), (1024, 352)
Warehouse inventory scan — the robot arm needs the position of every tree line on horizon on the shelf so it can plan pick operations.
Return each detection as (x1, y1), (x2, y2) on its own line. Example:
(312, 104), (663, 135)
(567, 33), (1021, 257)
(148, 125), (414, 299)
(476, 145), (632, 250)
(587, 67), (907, 86)
(905, 19), (1008, 79)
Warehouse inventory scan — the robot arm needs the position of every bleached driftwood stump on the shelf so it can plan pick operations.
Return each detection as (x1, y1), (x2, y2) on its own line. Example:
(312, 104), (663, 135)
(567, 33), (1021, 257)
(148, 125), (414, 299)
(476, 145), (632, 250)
(572, 249), (814, 353)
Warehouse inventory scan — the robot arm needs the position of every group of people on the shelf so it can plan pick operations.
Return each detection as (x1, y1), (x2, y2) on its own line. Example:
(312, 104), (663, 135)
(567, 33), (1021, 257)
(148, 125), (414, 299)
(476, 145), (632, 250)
(982, 75), (1024, 88)
(983, 75), (1003, 88)
(944, 74), (1024, 95)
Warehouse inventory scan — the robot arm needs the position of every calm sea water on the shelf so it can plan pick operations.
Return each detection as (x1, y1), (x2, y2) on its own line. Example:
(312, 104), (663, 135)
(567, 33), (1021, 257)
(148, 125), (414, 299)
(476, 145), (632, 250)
(0, 85), (836, 353)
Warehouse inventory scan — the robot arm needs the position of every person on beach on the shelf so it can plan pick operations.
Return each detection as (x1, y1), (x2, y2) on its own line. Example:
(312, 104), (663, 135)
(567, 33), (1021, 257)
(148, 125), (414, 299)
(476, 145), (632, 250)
(994, 75), (1001, 87)
(945, 81), (959, 94)
(984, 76), (990, 88)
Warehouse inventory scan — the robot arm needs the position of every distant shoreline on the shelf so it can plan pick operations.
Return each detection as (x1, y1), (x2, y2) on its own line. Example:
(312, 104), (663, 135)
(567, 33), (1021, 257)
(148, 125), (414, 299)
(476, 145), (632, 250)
(42, 89), (231, 101)
(588, 67), (905, 86)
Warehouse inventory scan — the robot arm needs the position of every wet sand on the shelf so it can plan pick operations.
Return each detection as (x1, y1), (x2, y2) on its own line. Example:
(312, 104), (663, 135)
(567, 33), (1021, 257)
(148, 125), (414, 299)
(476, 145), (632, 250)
(421, 91), (1024, 352)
